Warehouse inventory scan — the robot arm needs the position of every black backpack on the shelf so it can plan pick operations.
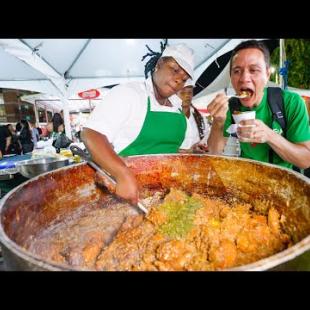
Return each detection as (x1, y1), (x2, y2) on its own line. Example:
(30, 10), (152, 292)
(229, 87), (286, 164)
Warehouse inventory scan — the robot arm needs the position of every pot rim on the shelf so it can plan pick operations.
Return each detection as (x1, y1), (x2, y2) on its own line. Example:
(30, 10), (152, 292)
(1, 155), (309, 271)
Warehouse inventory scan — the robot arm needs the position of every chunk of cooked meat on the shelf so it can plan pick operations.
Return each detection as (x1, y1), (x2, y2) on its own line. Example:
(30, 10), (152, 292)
(95, 219), (155, 271)
(154, 240), (195, 271)
(209, 239), (237, 269)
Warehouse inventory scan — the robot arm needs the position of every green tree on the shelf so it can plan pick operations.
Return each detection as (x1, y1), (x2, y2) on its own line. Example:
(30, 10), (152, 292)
(270, 39), (310, 89)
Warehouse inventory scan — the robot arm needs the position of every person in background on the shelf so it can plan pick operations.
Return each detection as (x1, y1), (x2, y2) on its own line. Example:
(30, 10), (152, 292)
(51, 112), (64, 136)
(177, 79), (210, 153)
(0, 124), (11, 156)
(49, 114), (72, 152)
(36, 124), (43, 139)
(207, 39), (310, 170)
(82, 42), (194, 205)
(6, 124), (22, 155)
(18, 120), (34, 154)
(29, 121), (40, 149)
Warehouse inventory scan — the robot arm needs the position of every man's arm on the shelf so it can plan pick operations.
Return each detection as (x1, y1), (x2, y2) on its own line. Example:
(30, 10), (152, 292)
(238, 119), (310, 169)
(81, 128), (139, 204)
(206, 93), (229, 154)
(268, 130), (310, 169)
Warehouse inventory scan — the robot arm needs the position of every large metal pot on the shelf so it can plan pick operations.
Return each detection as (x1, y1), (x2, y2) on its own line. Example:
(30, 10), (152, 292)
(1, 154), (310, 271)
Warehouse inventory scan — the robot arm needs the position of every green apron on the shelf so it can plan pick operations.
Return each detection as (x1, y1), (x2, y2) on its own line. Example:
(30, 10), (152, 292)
(118, 96), (187, 156)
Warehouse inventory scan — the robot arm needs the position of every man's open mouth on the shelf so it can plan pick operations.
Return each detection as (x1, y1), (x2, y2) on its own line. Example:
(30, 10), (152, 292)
(239, 88), (254, 98)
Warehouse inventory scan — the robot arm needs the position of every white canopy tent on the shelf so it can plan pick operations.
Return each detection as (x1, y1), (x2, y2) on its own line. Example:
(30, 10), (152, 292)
(0, 38), (255, 138)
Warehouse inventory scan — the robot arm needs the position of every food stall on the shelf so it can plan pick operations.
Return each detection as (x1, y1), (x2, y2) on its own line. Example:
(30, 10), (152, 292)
(0, 39), (309, 271)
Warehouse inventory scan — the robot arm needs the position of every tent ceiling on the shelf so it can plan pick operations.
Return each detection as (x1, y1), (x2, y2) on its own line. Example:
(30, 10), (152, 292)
(0, 47), (46, 80)
(22, 39), (88, 76)
(23, 39), (229, 78)
(21, 39), (231, 79)
(0, 38), (242, 97)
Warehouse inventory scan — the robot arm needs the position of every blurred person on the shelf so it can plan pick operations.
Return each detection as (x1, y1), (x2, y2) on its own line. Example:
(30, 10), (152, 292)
(6, 124), (22, 155)
(177, 79), (210, 153)
(18, 120), (34, 154)
(29, 121), (40, 149)
(0, 124), (11, 155)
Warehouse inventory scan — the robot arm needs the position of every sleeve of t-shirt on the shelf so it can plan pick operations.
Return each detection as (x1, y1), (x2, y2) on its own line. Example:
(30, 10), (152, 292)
(285, 92), (310, 143)
(84, 85), (140, 142)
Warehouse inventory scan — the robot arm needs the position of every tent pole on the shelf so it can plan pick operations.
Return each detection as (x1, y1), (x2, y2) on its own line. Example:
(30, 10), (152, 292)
(60, 98), (72, 140)
(34, 100), (40, 125)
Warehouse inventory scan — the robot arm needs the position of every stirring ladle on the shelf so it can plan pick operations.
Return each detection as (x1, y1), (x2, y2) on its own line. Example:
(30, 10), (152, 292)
(70, 145), (148, 214)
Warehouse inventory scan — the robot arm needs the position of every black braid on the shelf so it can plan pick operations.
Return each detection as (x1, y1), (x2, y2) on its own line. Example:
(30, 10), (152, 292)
(141, 39), (168, 79)
(191, 104), (205, 140)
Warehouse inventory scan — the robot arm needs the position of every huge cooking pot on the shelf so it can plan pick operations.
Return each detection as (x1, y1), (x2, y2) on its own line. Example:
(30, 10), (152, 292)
(0, 154), (310, 271)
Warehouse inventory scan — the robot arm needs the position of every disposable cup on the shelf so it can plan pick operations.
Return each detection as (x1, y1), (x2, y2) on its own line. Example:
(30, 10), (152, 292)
(232, 111), (256, 124)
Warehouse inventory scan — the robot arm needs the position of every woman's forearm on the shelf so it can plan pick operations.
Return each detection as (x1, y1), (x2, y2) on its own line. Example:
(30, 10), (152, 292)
(81, 128), (128, 179)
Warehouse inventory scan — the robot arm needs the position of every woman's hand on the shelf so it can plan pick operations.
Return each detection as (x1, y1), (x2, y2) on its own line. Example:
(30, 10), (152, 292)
(179, 143), (208, 154)
(192, 143), (208, 153)
(95, 168), (139, 205)
(115, 168), (139, 205)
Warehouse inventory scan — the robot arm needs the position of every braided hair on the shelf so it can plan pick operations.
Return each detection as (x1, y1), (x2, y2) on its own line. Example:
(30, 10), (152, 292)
(191, 105), (206, 140)
(141, 39), (168, 79)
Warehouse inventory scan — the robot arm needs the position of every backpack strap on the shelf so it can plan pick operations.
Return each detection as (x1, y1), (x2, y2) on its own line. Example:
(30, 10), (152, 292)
(267, 87), (286, 135)
(267, 87), (286, 164)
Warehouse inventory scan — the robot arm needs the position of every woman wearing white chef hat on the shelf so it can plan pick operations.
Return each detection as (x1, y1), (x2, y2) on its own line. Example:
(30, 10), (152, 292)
(177, 78), (210, 153)
(82, 40), (194, 205)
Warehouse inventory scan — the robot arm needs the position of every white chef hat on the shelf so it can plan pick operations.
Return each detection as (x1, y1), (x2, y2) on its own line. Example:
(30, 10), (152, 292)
(161, 43), (194, 78)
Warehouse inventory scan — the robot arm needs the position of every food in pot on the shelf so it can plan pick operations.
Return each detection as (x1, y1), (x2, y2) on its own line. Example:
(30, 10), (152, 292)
(27, 188), (292, 271)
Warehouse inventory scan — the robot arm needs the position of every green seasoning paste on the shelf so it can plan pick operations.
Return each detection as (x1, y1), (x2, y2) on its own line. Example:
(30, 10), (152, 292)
(157, 195), (203, 239)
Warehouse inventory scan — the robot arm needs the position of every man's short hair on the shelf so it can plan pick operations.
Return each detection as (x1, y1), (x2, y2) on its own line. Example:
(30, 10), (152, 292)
(229, 40), (271, 74)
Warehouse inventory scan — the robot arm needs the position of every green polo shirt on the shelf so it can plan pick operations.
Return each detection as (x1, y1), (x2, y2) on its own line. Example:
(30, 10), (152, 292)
(223, 88), (310, 169)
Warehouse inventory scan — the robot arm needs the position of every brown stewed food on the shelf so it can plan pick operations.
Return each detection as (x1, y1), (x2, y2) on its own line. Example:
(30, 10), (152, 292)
(27, 188), (292, 271)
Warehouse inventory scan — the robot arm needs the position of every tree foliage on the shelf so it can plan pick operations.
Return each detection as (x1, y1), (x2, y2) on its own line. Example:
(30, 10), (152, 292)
(270, 39), (310, 89)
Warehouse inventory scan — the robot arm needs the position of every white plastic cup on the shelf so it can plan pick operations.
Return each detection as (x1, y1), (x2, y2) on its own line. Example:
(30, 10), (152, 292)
(232, 111), (256, 124)
(233, 111), (256, 141)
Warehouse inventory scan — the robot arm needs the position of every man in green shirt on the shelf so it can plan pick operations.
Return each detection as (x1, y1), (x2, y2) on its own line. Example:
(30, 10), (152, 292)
(207, 40), (310, 170)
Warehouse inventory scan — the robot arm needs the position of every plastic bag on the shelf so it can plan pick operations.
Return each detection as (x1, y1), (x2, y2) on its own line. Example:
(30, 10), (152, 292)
(53, 133), (72, 149)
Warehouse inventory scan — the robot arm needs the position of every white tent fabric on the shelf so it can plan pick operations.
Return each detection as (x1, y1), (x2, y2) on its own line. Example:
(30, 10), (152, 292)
(0, 38), (257, 137)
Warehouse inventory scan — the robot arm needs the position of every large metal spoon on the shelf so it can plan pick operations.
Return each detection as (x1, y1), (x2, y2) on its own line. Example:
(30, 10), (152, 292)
(70, 145), (148, 214)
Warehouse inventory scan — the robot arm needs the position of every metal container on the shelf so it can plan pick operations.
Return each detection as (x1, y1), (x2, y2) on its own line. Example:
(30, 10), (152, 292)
(15, 157), (69, 179)
(0, 154), (310, 271)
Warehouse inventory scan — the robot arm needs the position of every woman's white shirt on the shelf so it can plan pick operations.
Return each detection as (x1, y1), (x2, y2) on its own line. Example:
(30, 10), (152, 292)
(84, 77), (193, 153)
